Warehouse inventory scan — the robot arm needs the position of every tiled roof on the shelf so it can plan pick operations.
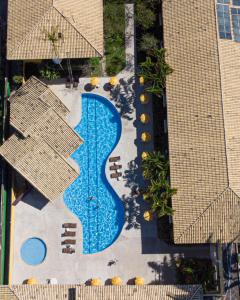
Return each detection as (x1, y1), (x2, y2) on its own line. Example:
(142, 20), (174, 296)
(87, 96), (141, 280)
(0, 76), (82, 201)
(0, 134), (79, 201)
(10, 76), (82, 158)
(10, 76), (68, 132)
(7, 0), (103, 60)
(162, 0), (240, 243)
(0, 285), (203, 300)
(27, 109), (82, 158)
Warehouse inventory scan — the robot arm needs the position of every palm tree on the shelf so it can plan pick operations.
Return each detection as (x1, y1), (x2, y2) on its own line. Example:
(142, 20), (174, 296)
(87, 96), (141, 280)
(147, 180), (176, 218)
(142, 151), (177, 219)
(142, 151), (169, 181)
(139, 48), (173, 97)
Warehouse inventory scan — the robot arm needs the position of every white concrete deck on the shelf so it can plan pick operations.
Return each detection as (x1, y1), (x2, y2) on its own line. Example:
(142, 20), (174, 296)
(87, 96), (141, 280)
(11, 4), (210, 285)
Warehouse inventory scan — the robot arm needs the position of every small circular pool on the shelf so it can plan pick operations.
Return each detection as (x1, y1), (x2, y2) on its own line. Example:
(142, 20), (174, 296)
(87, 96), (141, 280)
(21, 238), (46, 265)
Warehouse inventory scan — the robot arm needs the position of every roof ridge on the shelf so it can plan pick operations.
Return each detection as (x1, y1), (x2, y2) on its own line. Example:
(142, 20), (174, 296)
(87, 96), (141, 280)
(52, 5), (103, 57)
(8, 5), (54, 57)
(25, 107), (83, 151)
(175, 186), (233, 243)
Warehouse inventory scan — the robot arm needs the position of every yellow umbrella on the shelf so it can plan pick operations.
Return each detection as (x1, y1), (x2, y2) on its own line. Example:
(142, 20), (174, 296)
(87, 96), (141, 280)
(140, 93), (149, 104)
(139, 76), (144, 85)
(26, 278), (38, 285)
(135, 277), (144, 285)
(143, 210), (153, 221)
(90, 77), (100, 87)
(111, 276), (122, 285)
(91, 278), (102, 286)
(109, 77), (119, 86)
(140, 113), (150, 124)
(141, 132), (151, 142)
(143, 193), (148, 201)
(141, 151), (149, 160)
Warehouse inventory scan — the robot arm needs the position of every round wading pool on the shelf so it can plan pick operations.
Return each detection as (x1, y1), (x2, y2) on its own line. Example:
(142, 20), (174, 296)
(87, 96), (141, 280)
(21, 237), (47, 265)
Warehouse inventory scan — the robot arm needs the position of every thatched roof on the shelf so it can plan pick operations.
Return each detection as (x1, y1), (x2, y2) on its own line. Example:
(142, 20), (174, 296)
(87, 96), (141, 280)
(0, 285), (203, 300)
(7, 0), (103, 60)
(163, 0), (240, 243)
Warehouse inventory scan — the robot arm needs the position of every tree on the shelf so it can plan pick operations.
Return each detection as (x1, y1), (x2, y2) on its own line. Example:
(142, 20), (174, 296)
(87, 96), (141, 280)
(146, 180), (176, 218)
(135, 2), (156, 30)
(139, 33), (159, 54)
(142, 151), (176, 219)
(139, 48), (173, 97)
(142, 151), (169, 181)
(104, 2), (125, 39)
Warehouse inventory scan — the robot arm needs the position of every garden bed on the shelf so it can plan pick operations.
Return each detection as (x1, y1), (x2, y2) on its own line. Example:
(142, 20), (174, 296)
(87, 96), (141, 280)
(176, 257), (217, 292)
(104, 0), (125, 75)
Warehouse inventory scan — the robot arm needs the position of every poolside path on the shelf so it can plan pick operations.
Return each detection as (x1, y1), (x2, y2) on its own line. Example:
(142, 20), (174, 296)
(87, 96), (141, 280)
(11, 4), (210, 285)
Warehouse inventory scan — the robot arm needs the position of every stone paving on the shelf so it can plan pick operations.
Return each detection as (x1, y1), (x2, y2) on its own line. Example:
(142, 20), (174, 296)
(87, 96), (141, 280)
(11, 4), (210, 284)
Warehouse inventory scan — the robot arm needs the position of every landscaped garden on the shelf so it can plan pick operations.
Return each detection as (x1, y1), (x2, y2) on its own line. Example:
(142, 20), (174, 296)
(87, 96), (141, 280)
(176, 257), (217, 293)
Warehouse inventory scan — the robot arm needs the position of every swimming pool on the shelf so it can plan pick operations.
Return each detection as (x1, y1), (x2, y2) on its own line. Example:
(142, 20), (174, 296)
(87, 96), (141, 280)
(21, 238), (46, 265)
(64, 93), (124, 254)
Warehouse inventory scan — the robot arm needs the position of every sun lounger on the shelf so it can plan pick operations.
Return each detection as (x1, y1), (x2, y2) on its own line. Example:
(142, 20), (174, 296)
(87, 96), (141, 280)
(110, 164), (122, 171)
(62, 247), (75, 254)
(61, 239), (76, 245)
(109, 156), (120, 162)
(62, 223), (77, 228)
(61, 231), (76, 237)
(110, 172), (122, 179)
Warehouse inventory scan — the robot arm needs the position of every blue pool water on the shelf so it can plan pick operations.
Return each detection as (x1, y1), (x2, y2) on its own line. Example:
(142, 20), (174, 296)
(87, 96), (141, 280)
(21, 238), (46, 265)
(64, 93), (124, 254)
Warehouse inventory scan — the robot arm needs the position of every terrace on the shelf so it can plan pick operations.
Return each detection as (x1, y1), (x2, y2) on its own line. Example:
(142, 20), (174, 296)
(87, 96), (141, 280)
(2, 4), (211, 287)
(0, 4), (216, 298)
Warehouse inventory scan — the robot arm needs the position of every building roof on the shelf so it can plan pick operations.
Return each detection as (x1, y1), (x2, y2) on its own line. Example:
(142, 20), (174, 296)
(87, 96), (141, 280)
(10, 76), (82, 158)
(0, 285), (203, 300)
(7, 0), (103, 60)
(0, 76), (82, 201)
(162, 0), (240, 244)
(10, 76), (69, 132)
(0, 134), (79, 201)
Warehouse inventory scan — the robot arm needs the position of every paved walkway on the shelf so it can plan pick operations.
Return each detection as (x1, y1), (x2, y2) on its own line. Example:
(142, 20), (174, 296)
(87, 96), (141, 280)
(11, 4), (210, 285)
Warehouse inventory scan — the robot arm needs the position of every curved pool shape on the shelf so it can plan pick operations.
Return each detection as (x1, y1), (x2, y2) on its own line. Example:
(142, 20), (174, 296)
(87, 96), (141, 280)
(21, 238), (46, 265)
(64, 93), (124, 254)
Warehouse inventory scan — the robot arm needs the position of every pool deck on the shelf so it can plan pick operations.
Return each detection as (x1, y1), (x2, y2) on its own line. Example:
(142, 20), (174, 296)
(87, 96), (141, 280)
(10, 4), (210, 284)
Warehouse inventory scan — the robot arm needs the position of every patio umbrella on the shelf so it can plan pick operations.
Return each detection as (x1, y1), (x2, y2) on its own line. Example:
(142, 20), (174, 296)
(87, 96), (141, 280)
(143, 210), (153, 221)
(26, 278), (38, 285)
(140, 93), (149, 104)
(139, 76), (144, 85)
(141, 132), (151, 142)
(135, 277), (144, 285)
(143, 193), (148, 201)
(90, 77), (100, 87)
(109, 77), (119, 86)
(141, 151), (149, 160)
(111, 276), (122, 285)
(91, 278), (102, 286)
(140, 113), (150, 124)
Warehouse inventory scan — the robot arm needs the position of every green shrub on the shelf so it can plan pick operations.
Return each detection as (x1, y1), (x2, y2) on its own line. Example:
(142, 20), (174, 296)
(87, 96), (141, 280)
(142, 151), (176, 218)
(139, 48), (173, 97)
(176, 258), (217, 292)
(104, 1), (125, 75)
(139, 33), (159, 54)
(135, 1), (156, 30)
(12, 75), (23, 85)
(39, 64), (60, 81)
